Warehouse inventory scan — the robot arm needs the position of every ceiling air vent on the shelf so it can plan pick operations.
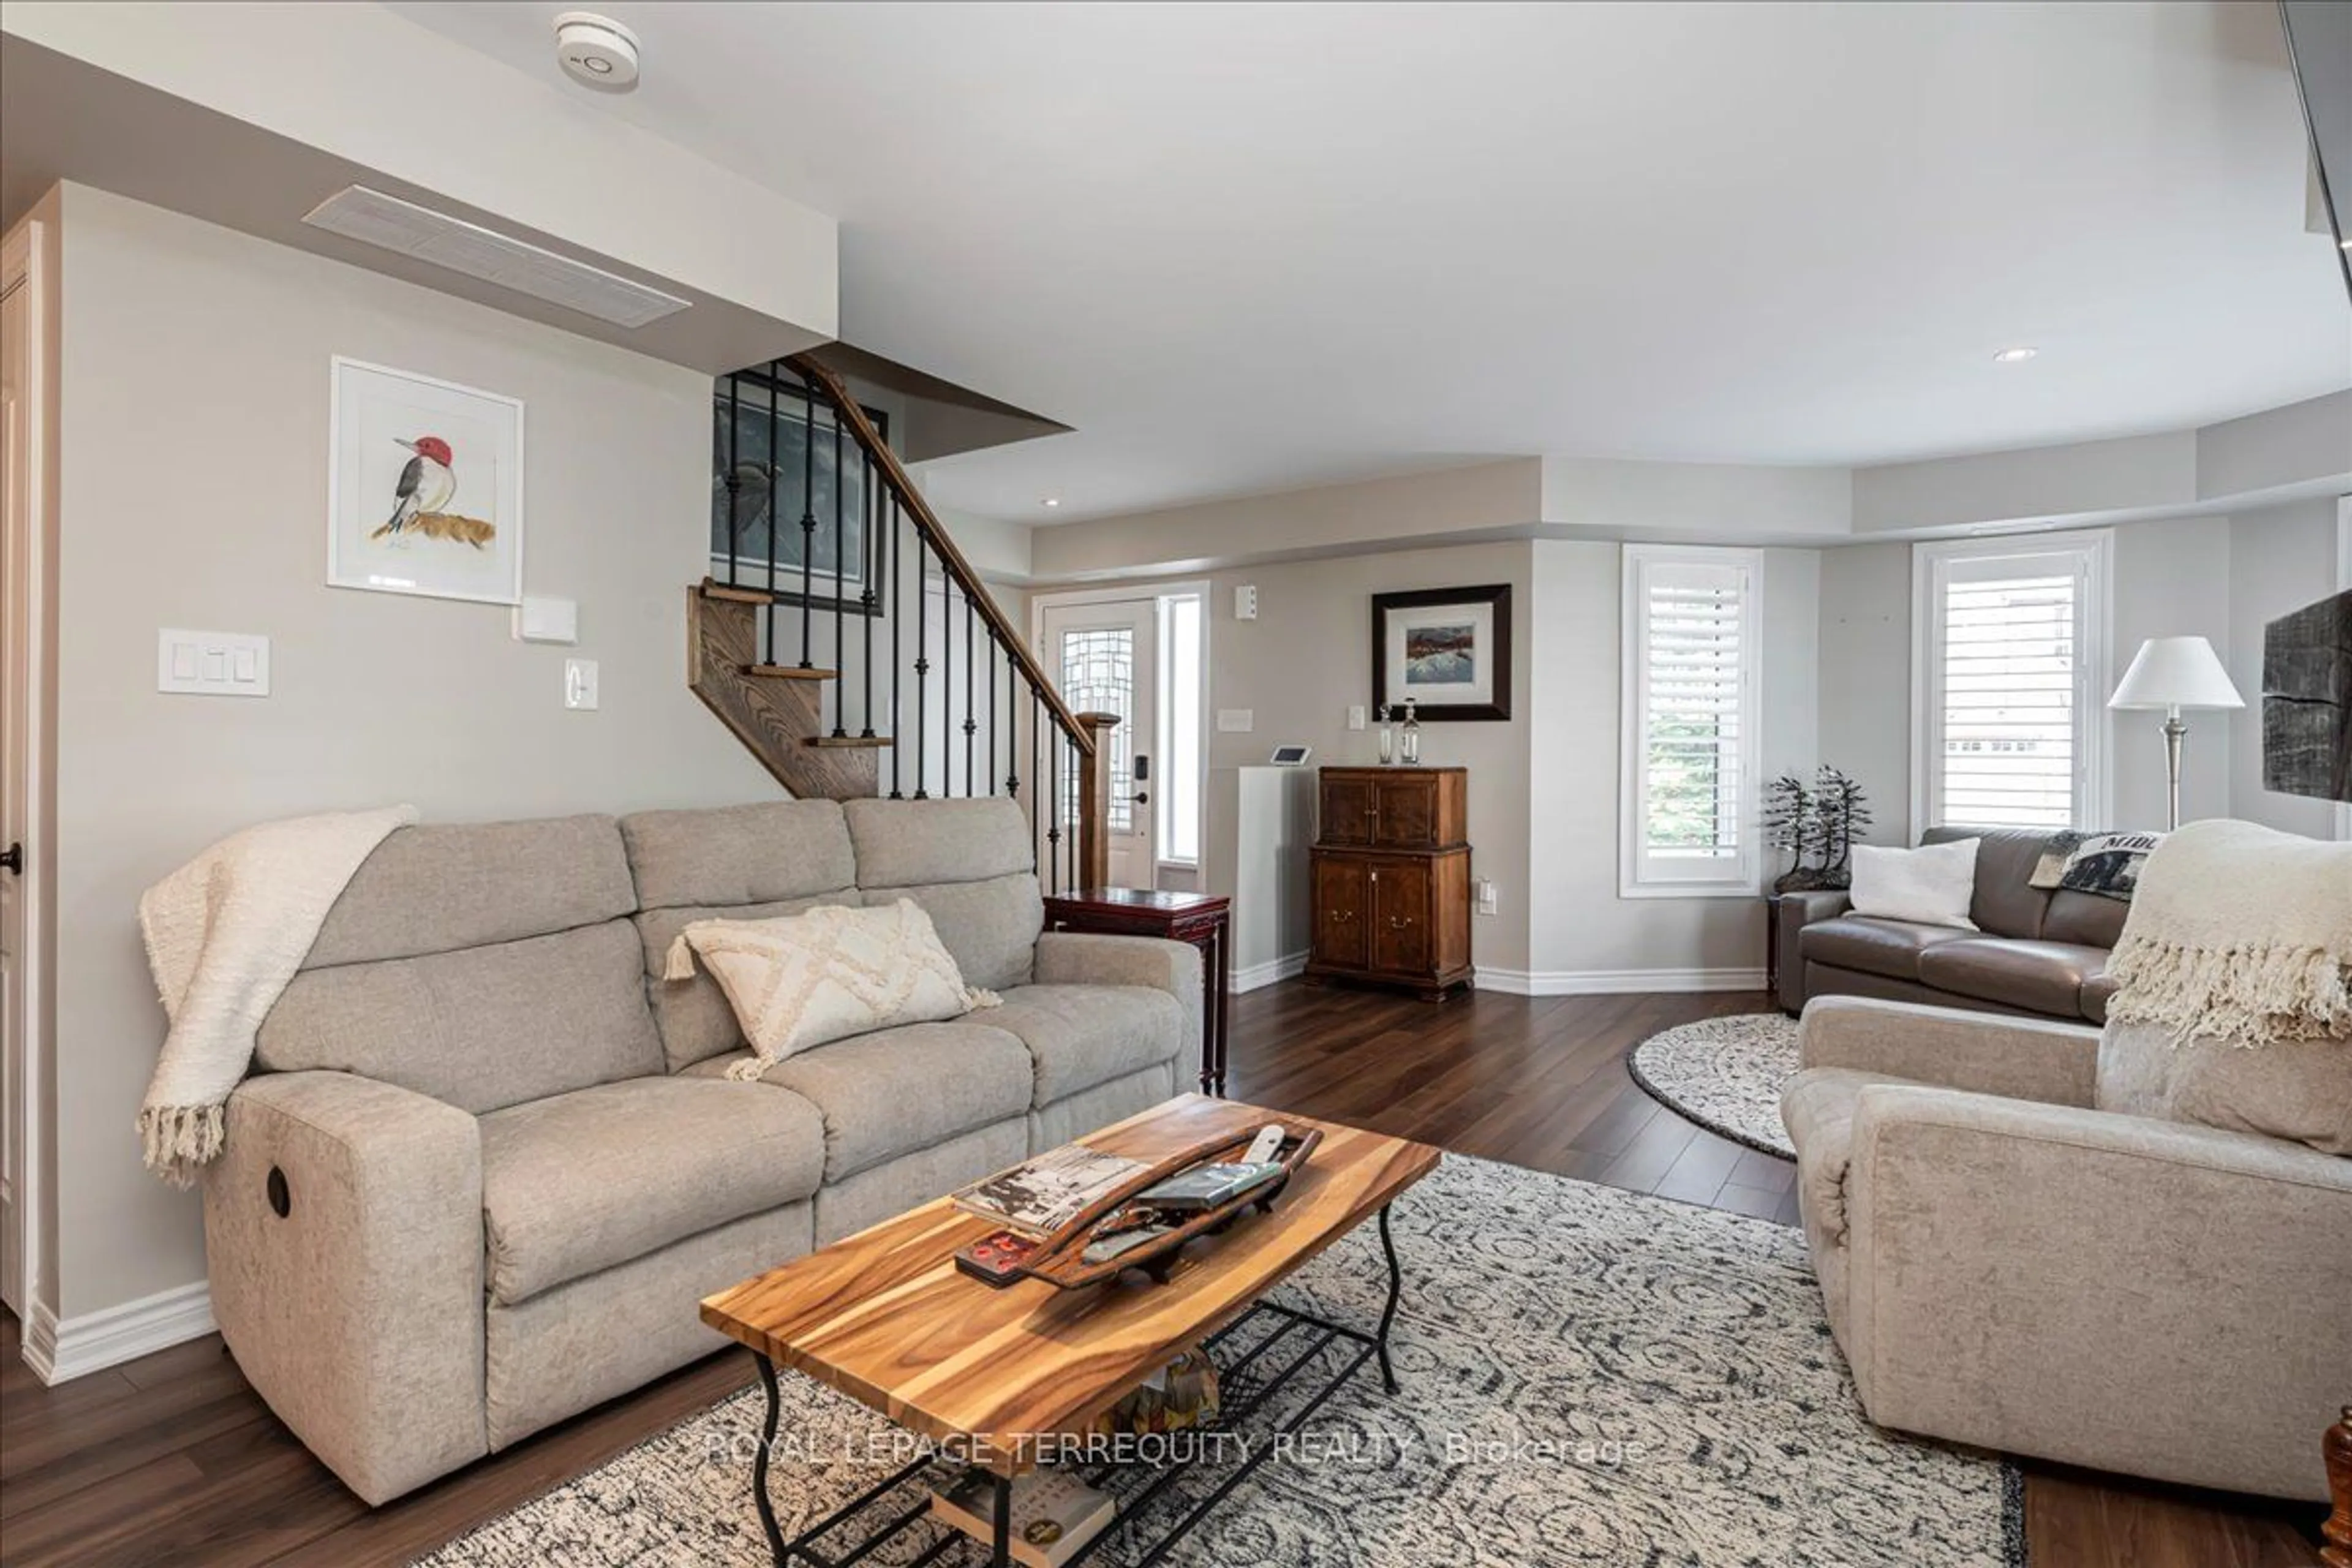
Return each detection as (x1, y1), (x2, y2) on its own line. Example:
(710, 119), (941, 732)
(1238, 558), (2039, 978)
(301, 186), (690, 329)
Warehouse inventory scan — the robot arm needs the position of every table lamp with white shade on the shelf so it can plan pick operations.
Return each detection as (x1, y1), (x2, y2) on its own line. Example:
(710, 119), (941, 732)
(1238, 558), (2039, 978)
(2107, 636), (2244, 830)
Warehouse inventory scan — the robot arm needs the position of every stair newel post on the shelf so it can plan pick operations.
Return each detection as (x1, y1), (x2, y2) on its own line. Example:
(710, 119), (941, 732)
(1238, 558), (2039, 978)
(1074, 712), (1120, 892)
(799, 374), (816, 669)
(859, 449), (876, 739)
(912, 530), (930, 799)
(830, 402), (846, 737)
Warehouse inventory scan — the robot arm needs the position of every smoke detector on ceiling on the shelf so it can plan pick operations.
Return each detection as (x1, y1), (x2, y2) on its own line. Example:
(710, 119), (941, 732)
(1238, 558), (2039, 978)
(554, 12), (640, 92)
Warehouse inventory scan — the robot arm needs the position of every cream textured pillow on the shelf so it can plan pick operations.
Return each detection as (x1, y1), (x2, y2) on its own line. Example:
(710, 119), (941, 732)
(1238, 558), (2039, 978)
(662, 899), (998, 1078)
(1848, 839), (1981, 929)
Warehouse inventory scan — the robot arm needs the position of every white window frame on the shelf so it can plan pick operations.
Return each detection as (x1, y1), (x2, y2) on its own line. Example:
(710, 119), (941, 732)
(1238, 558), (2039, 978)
(1910, 529), (2113, 839)
(1619, 543), (1764, 899)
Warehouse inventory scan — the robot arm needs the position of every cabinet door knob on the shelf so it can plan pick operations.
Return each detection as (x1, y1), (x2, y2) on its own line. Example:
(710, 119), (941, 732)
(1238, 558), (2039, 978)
(1390, 916), (1412, 929)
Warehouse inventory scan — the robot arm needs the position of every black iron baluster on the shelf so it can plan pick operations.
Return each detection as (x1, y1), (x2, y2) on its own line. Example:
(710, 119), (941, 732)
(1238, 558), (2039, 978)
(722, 372), (741, 594)
(860, 451), (877, 738)
(764, 367), (780, 666)
(986, 635), (997, 796)
(1047, 703), (1061, 892)
(963, 593), (976, 795)
(799, 376), (816, 669)
(888, 496), (903, 797)
(931, 581), (941, 799)
(1005, 648), (1019, 798)
(913, 531), (929, 798)
(830, 404), (846, 737)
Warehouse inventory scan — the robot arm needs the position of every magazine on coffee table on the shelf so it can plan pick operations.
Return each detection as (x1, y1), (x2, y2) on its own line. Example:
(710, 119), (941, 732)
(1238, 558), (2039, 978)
(952, 1145), (1147, 1238)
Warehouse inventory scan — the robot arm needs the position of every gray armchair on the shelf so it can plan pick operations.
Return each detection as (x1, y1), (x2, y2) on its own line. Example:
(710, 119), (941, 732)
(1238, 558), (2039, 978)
(1781, 995), (2352, 1502)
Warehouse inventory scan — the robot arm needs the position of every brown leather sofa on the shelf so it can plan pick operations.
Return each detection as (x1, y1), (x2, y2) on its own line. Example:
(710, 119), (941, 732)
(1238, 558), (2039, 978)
(1777, 826), (2125, 1022)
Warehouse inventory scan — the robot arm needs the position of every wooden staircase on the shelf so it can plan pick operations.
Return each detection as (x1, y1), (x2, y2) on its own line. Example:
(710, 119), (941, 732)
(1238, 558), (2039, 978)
(687, 354), (1115, 890)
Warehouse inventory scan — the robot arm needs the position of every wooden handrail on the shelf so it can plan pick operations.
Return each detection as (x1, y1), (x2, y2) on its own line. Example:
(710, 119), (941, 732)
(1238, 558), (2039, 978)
(785, 353), (1096, 761)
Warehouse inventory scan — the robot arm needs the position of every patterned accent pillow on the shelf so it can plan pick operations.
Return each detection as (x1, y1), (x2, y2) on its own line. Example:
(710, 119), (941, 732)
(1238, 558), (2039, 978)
(662, 899), (998, 1077)
(2029, 830), (2165, 902)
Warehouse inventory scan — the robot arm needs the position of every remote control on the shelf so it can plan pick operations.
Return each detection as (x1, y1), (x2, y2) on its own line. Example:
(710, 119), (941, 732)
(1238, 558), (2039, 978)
(1244, 1125), (1285, 1164)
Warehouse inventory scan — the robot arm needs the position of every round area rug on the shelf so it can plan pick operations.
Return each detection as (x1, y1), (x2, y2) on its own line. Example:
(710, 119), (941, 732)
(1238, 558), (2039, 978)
(418, 1155), (2019, 1567)
(1628, 1012), (1804, 1159)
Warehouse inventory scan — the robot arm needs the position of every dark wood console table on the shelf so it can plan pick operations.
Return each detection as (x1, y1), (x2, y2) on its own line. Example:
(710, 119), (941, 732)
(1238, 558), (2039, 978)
(1042, 888), (1232, 1096)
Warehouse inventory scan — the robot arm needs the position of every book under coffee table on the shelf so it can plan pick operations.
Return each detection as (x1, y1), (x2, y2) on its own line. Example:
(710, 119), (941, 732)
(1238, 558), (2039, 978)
(701, 1093), (1442, 1568)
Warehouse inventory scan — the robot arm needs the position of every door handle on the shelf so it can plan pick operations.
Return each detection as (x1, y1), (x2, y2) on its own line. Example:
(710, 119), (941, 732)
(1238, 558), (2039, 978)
(0, 842), (20, 876)
(1130, 791), (1150, 805)
(1389, 916), (1413, 929)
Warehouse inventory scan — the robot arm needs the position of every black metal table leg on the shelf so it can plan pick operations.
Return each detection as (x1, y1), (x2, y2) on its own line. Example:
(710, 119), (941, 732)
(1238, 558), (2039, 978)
(752, 1352), (790, 1566)
(1374, 1203), (1401, 1394)
(991, 1472), (1013, 1566)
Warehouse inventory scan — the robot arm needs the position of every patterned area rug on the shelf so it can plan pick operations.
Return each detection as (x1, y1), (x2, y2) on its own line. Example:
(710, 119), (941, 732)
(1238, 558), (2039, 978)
(419, 1156), (2021, 1567)
(1629, 1013), (1804, 1158)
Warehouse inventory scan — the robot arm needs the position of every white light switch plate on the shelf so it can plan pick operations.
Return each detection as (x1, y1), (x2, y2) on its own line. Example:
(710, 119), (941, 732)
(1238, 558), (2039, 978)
(1216, 708), (1254, 733)
(1347, 705), (1366, 730)
(564, 657), (600, 710)
(158, 629), (270, 696)
(1475, 878), (1499, 915)
(1233, 585), (1259, 620)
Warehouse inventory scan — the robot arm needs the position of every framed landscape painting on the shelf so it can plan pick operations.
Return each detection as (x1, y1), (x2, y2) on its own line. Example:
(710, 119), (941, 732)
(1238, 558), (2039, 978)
(1371, 584), (1512, 720)
(328, 357), (524, 605)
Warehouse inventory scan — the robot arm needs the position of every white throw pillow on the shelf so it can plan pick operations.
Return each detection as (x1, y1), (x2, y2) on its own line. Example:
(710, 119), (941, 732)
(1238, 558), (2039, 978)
(1847, 839), (1981, 930)
(662, 899), (998, 1078)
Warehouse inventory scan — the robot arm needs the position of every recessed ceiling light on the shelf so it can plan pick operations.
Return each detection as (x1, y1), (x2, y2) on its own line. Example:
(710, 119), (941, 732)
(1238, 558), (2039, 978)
(1041, 497), (1061, 508)
(1991, 347), (2038, 364)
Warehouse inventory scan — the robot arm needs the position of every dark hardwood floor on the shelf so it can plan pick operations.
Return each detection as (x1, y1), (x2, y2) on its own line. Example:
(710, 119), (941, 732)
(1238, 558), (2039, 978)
(0, 984), (2324, 1566)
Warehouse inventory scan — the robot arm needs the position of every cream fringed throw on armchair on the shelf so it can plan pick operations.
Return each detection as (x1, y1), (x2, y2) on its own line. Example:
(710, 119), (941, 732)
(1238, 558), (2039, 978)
(136, 805), (417, 1184)
(2104, 817), (2351, 1046)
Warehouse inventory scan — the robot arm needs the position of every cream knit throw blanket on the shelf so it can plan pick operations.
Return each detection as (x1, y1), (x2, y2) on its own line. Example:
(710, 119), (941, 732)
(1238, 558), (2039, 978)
(2105, 818), (2352, 1047)
(136, 805), (417, 1185)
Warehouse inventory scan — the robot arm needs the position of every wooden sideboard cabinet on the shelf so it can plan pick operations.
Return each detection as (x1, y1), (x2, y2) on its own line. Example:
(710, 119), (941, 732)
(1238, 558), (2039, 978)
(1305, 766), (1473, 999)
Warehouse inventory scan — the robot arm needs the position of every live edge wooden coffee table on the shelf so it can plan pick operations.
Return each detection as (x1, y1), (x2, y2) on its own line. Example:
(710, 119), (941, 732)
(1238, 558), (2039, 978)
(702, 1095), (1441, 1568)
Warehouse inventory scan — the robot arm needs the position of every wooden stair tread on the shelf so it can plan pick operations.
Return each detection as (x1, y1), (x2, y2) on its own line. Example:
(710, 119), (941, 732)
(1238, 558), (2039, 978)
(699, 580), (775, 604)
(745, 663), (839, 680)
(805, 735), (893, 749)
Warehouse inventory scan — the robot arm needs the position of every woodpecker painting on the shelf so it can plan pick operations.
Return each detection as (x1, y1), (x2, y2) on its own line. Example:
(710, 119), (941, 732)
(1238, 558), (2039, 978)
(375, 434), (457, 540)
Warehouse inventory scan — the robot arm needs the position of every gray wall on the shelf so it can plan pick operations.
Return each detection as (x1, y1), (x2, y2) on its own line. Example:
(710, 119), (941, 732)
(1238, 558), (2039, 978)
(1194, 542), (1536, 973)
(1817, 543), (1913, 843)
(2226, 498), (2345, 838)
(51, 188), (782, 1320)
(1817, 516), (2329, 844)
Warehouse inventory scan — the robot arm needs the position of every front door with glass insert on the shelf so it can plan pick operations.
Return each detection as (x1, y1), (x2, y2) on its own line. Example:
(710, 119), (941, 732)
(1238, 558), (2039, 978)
(1041, 600), (1158, 888)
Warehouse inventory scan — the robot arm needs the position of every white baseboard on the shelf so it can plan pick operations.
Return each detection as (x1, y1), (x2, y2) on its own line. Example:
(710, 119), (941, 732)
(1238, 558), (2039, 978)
(21, 1280), (214, 1385)
(1475, 966), (1769, 997)
(1231, 951), (1308, 994)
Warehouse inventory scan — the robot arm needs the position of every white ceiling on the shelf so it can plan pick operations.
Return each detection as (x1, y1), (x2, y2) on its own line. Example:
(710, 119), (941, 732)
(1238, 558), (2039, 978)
(388, 1), (2351, 524)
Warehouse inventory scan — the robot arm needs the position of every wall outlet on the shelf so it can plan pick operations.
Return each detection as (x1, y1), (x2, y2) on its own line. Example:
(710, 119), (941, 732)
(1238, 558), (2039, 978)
(564, 657), (600, 710)
(1216, 708), (1254, 733)
(157, 629), (270, 697)
(1474, 878), (1499, 916)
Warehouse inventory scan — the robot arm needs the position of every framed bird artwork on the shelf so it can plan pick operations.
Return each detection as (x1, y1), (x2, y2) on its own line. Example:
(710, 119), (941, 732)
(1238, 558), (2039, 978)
(327, 357), (524, 605)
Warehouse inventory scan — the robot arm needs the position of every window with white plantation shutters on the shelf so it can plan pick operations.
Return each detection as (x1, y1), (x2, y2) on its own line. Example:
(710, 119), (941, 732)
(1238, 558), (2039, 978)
(1621, 545), (1762, 897)
(1913, 532), (2112, 833)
